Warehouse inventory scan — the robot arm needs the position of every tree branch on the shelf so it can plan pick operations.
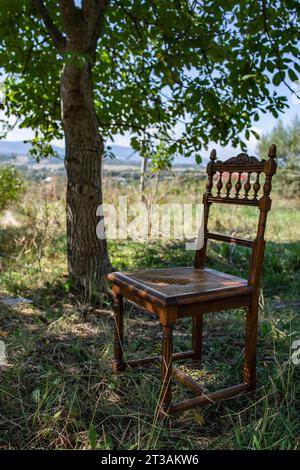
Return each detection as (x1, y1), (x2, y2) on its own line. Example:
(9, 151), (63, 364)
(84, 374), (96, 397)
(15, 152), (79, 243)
(59, 0), (107, 54)
(82, 0), (109, 49)
(33, 0), (66, 52)
(60, 0), (84, 39)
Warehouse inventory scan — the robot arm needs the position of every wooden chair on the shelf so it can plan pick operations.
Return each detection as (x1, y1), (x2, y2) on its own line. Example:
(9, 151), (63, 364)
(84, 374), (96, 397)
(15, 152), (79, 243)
(107, 144), (277, 418)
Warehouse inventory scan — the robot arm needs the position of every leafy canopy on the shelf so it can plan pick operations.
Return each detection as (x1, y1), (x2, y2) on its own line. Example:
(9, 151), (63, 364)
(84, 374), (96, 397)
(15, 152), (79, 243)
(0, 0), (299, 161)
(257, 116), (300, 169)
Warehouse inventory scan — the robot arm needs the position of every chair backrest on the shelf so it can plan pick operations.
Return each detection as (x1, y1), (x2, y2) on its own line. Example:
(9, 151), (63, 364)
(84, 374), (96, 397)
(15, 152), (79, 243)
(195, 145), (277, 288)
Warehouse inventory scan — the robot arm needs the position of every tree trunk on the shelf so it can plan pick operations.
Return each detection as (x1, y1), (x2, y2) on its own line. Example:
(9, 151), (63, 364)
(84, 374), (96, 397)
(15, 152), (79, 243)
(61, 62), (112, 293)
(140, 156), (148, 202)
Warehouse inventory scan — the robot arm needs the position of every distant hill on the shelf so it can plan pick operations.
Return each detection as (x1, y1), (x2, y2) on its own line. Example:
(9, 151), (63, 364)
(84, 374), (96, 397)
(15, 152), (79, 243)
(0, 141), (138, 159)
(0, 141), (64, 162)
(0, 140), (206, 167)
(0, 139), (252, 167)
(107, 145), (139, 161)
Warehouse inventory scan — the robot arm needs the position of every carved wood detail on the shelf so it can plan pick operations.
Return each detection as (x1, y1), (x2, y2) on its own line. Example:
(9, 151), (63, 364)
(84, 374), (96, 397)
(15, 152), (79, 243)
(222, 153), (261, 165)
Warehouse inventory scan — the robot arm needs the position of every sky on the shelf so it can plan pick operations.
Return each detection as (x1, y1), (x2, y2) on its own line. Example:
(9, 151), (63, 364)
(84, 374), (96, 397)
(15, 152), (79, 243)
(1, 79), (300, 160)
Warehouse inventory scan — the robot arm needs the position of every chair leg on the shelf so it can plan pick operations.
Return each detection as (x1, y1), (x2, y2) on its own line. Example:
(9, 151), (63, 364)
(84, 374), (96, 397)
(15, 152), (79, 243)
(158, 325), (173, 419)
(244, 299), (259, 390)
(112, 293), (126, 372)
(192, 315), (203, 364)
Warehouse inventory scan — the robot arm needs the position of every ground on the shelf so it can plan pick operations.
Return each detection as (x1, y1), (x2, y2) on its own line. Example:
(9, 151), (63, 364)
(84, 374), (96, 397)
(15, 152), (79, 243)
(0, 168), (299, 449)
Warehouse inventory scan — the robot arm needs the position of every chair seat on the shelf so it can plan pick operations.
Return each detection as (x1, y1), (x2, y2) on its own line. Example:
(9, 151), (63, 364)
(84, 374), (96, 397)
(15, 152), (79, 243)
(108, 267), (250, 306)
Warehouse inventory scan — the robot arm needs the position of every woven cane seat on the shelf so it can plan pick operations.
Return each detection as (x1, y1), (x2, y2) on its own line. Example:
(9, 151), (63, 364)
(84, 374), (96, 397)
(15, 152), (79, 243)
(108, 267), (249, 305)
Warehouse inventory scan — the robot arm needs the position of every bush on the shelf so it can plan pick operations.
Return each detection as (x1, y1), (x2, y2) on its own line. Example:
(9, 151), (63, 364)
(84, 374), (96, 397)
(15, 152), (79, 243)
(0, 165), (25, 213)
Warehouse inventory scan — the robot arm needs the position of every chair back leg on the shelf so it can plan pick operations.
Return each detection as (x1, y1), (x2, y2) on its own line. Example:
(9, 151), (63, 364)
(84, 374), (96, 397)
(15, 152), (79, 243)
(244, 296), (259, 389)
(192, 315), (203, 364)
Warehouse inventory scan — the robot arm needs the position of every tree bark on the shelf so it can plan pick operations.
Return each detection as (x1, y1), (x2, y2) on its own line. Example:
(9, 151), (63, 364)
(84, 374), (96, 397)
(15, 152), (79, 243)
(61, 62), (112, 292)
(140, 156), (148, 202)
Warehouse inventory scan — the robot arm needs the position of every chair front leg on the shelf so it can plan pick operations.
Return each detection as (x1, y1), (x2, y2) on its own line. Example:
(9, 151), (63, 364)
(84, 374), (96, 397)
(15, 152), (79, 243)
(112, 293), (126, 372)
(158, 324), (173, 418)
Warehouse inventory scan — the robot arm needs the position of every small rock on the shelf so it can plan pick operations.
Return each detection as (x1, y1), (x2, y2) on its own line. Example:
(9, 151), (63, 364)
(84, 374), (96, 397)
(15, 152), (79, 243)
(0, 296), (33, 306)
(0, 210), (21, 228)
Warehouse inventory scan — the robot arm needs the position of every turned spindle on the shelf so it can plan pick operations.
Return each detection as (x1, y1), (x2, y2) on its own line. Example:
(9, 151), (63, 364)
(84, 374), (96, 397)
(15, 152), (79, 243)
(226, 172), (232, 197)
(244, 172), (251, 199)
(253, 172), (261, 199)
(217, 172), (223, 196)
(235, 172), (242, 198)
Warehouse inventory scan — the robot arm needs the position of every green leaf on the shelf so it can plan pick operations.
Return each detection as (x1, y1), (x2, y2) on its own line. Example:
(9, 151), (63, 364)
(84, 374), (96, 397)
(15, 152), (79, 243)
(53, 410), (62, 420)
(31, 389), (41, 403)
(250, 129), (260, 140)
(195, 154), (202, 165)
(204, 91), (220, 112)
(104, 432), (113, 450)
(241, 74), (257, 81)
(288, 68), (298, 83)
(272, 71), (282, 86)
(88, 423), (97, 450)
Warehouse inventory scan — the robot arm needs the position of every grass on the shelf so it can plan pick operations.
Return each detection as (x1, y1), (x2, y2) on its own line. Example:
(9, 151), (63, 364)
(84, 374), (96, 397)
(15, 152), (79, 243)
(0, 170), (299, 449)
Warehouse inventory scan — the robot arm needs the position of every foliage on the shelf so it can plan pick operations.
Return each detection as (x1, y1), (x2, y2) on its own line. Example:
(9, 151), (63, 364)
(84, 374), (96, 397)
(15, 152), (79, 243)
(142, 141), (174, 173)
(0, 165), (25, 213)
(257, 117), (300, 169)
(0, 0), (299, 159)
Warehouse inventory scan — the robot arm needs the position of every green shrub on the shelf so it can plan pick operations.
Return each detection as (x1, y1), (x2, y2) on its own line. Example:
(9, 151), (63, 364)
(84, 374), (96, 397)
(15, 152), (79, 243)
(0, 165), (25, 213)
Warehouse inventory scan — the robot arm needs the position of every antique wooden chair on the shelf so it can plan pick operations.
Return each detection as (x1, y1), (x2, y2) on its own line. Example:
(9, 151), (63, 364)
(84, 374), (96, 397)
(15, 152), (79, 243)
(107, 144), (277, 418)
